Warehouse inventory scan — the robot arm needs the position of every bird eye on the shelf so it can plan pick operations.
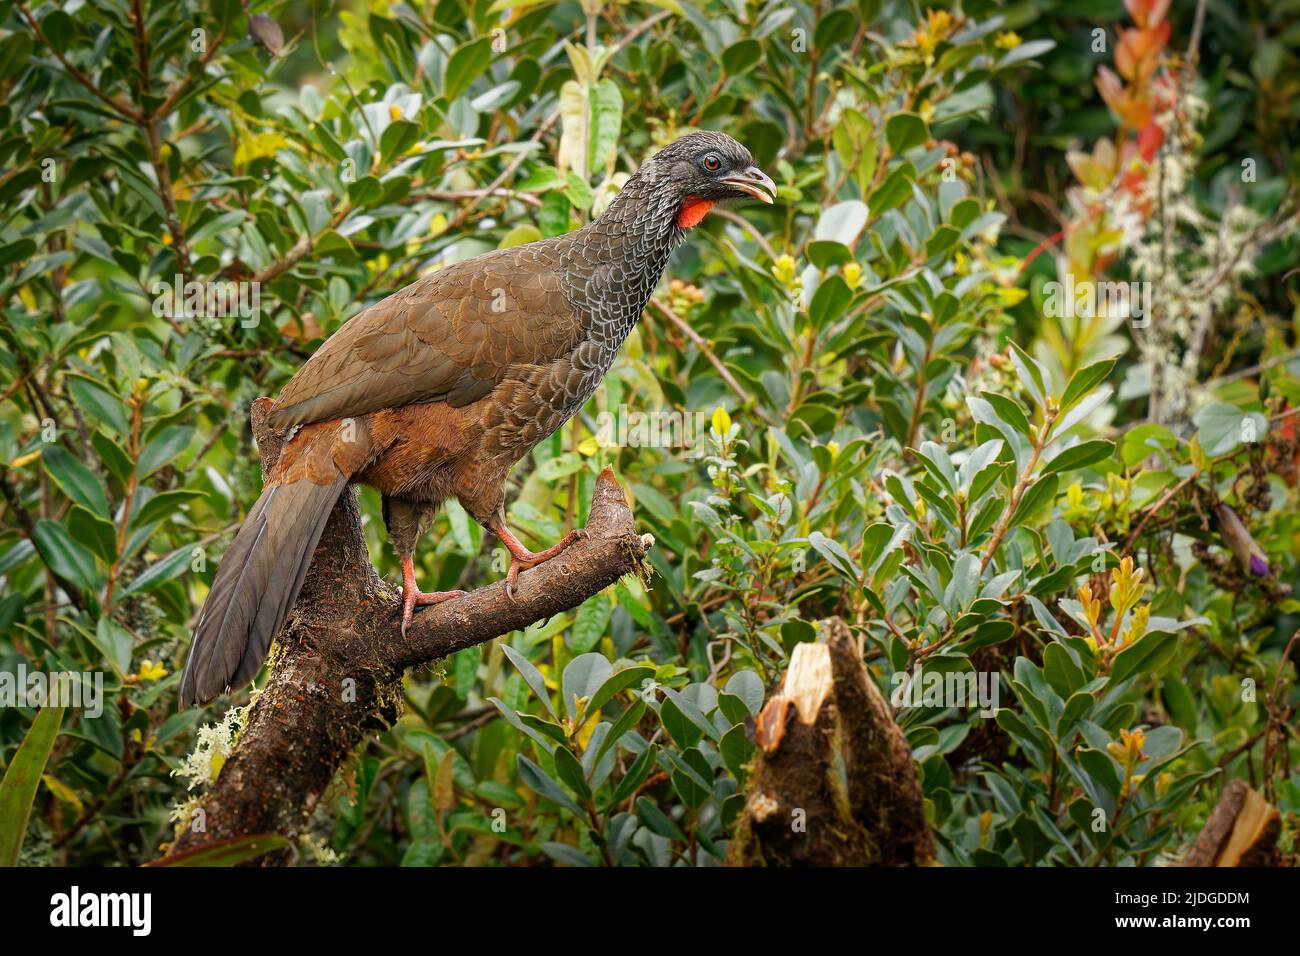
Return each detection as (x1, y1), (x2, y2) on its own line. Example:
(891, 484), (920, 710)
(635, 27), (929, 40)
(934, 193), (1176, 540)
(702, 154), (722, 172)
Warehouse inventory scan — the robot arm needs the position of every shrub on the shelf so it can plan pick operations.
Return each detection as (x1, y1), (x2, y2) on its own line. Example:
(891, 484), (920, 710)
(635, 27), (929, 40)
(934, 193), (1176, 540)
(0, 0), (1296, 866)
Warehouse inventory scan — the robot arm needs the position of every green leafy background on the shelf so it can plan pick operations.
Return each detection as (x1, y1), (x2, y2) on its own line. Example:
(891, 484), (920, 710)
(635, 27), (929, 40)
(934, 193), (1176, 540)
(1, 0), (1298, 866)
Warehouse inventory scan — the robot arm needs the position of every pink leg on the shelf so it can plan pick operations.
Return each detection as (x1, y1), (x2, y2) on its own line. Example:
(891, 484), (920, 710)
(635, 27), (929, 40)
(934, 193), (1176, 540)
(400, 554), (466, 637)
(487, 518), (587, 600)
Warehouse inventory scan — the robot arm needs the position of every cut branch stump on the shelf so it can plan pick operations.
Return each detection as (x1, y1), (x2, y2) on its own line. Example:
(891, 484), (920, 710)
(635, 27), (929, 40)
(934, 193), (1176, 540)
(728, 617), (935, 867)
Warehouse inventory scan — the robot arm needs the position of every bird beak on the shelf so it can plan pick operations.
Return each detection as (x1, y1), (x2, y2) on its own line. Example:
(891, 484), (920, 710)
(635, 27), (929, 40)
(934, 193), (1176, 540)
(721, 167), (776, 204)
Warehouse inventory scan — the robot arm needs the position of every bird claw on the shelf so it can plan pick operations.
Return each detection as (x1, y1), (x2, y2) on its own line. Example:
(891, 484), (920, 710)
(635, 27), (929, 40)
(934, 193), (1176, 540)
(400, 585), (467, 638)
(500, 527), (588, 603)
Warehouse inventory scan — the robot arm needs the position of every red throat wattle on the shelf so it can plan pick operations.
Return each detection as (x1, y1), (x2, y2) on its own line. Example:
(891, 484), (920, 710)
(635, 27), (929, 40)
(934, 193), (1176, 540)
(677, 196), (716, 228)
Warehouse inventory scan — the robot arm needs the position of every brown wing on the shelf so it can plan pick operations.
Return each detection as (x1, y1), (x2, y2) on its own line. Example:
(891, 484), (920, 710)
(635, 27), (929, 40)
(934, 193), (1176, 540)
(267, 238), (580, 430)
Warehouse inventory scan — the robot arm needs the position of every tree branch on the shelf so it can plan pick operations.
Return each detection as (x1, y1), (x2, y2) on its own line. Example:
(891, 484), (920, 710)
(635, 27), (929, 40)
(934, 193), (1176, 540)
(163, 398), (652, 863)
(19, 5), (144, 122)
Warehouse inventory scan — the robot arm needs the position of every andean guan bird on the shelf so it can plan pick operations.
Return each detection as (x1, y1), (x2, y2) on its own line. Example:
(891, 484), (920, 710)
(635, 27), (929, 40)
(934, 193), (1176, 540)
(179, 130), (775, 708)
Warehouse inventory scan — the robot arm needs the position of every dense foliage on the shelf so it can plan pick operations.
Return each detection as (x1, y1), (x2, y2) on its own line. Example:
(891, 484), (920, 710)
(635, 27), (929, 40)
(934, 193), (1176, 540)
(1, 0), (1297, 867)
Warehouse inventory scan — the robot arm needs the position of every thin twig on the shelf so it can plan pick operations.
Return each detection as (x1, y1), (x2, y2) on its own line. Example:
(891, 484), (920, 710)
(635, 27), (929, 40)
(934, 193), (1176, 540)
(649, 297), (776, 426)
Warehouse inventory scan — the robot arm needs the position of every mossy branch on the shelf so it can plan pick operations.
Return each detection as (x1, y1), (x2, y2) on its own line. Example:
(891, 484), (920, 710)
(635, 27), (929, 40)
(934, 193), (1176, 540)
(161, 398), (651, 864)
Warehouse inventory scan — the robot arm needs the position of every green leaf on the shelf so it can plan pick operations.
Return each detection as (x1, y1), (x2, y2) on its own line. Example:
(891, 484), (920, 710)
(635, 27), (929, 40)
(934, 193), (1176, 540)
(518, 713), (568, 745)
(808, 531), (861, 583)
(959, 439), (1005, 493)
(569, 594), (612, 654)
(810, 274), (852, 329)
(1110, 630), (1178, 685)
(137, 426), (194, 478)
(944, 552), (980, 612)
(1007, 343), (1047, 409)
(1042, 642), (1085, 698)
(540, 841), (595, 866)
(1060, 358), (1117, 413)
(67, 375), (129, 435)
(658, 695), (701, 749)
(815, 200), (869, 245)
(0, 707), (64, 866)
(489, 698), (558, 753)
(552, 746), (591, 800)
(32, 519), (99, 592)
(444, 38), (493, 102)
(92, 431), (133, 482)
(1077, 748), (1121, 801)
(148, 834), (290, 867)
(998, 38), (1056, 68)
(41, 445), (108, 517)
(587, 665), (654, 714)
(562, 652), (612, 721)
(1007, 474), (1059, 529)
(661, 687), (719, 741)
(124, 546), (193, 593)
(488, 0), (558, 12)
(67, 505), (117, 563)
(1121, 423), (1176, 467)
(588, 79), (623, 175)
(868, 163), (915, 214)
(501, 644), (556, 719)
(131, 490), (206, 529)
(720, 722), (754, 780)
(885, 112), (928, 153)
(1192, 403), (1268, 457)
(516, 755), (585, 818)
(925, 224), (960, 259)
(0, 239), (36, 266)
(1058, 691), (1094, 737)
(452, 644), (479, 699)
(806, 240), (853, 269)
(635, 795), (686, 841)
(91, 616), (134, 675)
(979, 391), (1032, 437)
(593, 699), (647, 764)
(725, 670), (764, 716)
(721, 38), (762, 76)
(1049, 386), (1113, 442)
(1041, 440), (1116, 477)
(609, 744), (657, 805)
(380, 119), (420, 163)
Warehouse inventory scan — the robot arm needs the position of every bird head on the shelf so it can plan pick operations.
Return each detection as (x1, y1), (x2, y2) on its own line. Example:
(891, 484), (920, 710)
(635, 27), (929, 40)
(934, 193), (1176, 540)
(614, 130), (776, 231)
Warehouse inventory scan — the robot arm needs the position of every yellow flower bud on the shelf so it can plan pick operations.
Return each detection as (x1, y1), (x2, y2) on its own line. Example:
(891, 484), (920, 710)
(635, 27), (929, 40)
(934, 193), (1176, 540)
(1067, 482), (1084, 508)
(137, 659), (167, 682)
(711, 406), (732, 438)
(1078, 584), (1102, 630)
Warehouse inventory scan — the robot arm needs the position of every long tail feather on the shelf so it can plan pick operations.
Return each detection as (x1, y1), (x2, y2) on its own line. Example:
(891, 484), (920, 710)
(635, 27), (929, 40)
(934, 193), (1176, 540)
(179, 474), (347, 707)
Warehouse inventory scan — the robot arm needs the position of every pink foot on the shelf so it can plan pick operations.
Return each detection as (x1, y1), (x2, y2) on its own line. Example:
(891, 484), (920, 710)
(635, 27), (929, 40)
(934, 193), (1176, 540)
(400, 555), (465, 636)
(490, 523), (589, 601)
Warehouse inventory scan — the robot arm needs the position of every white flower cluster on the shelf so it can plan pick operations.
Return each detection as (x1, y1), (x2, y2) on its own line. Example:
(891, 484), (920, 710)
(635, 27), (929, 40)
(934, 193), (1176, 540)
(171, 701), (251, 791)
(1125, 87), (1267, 420)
